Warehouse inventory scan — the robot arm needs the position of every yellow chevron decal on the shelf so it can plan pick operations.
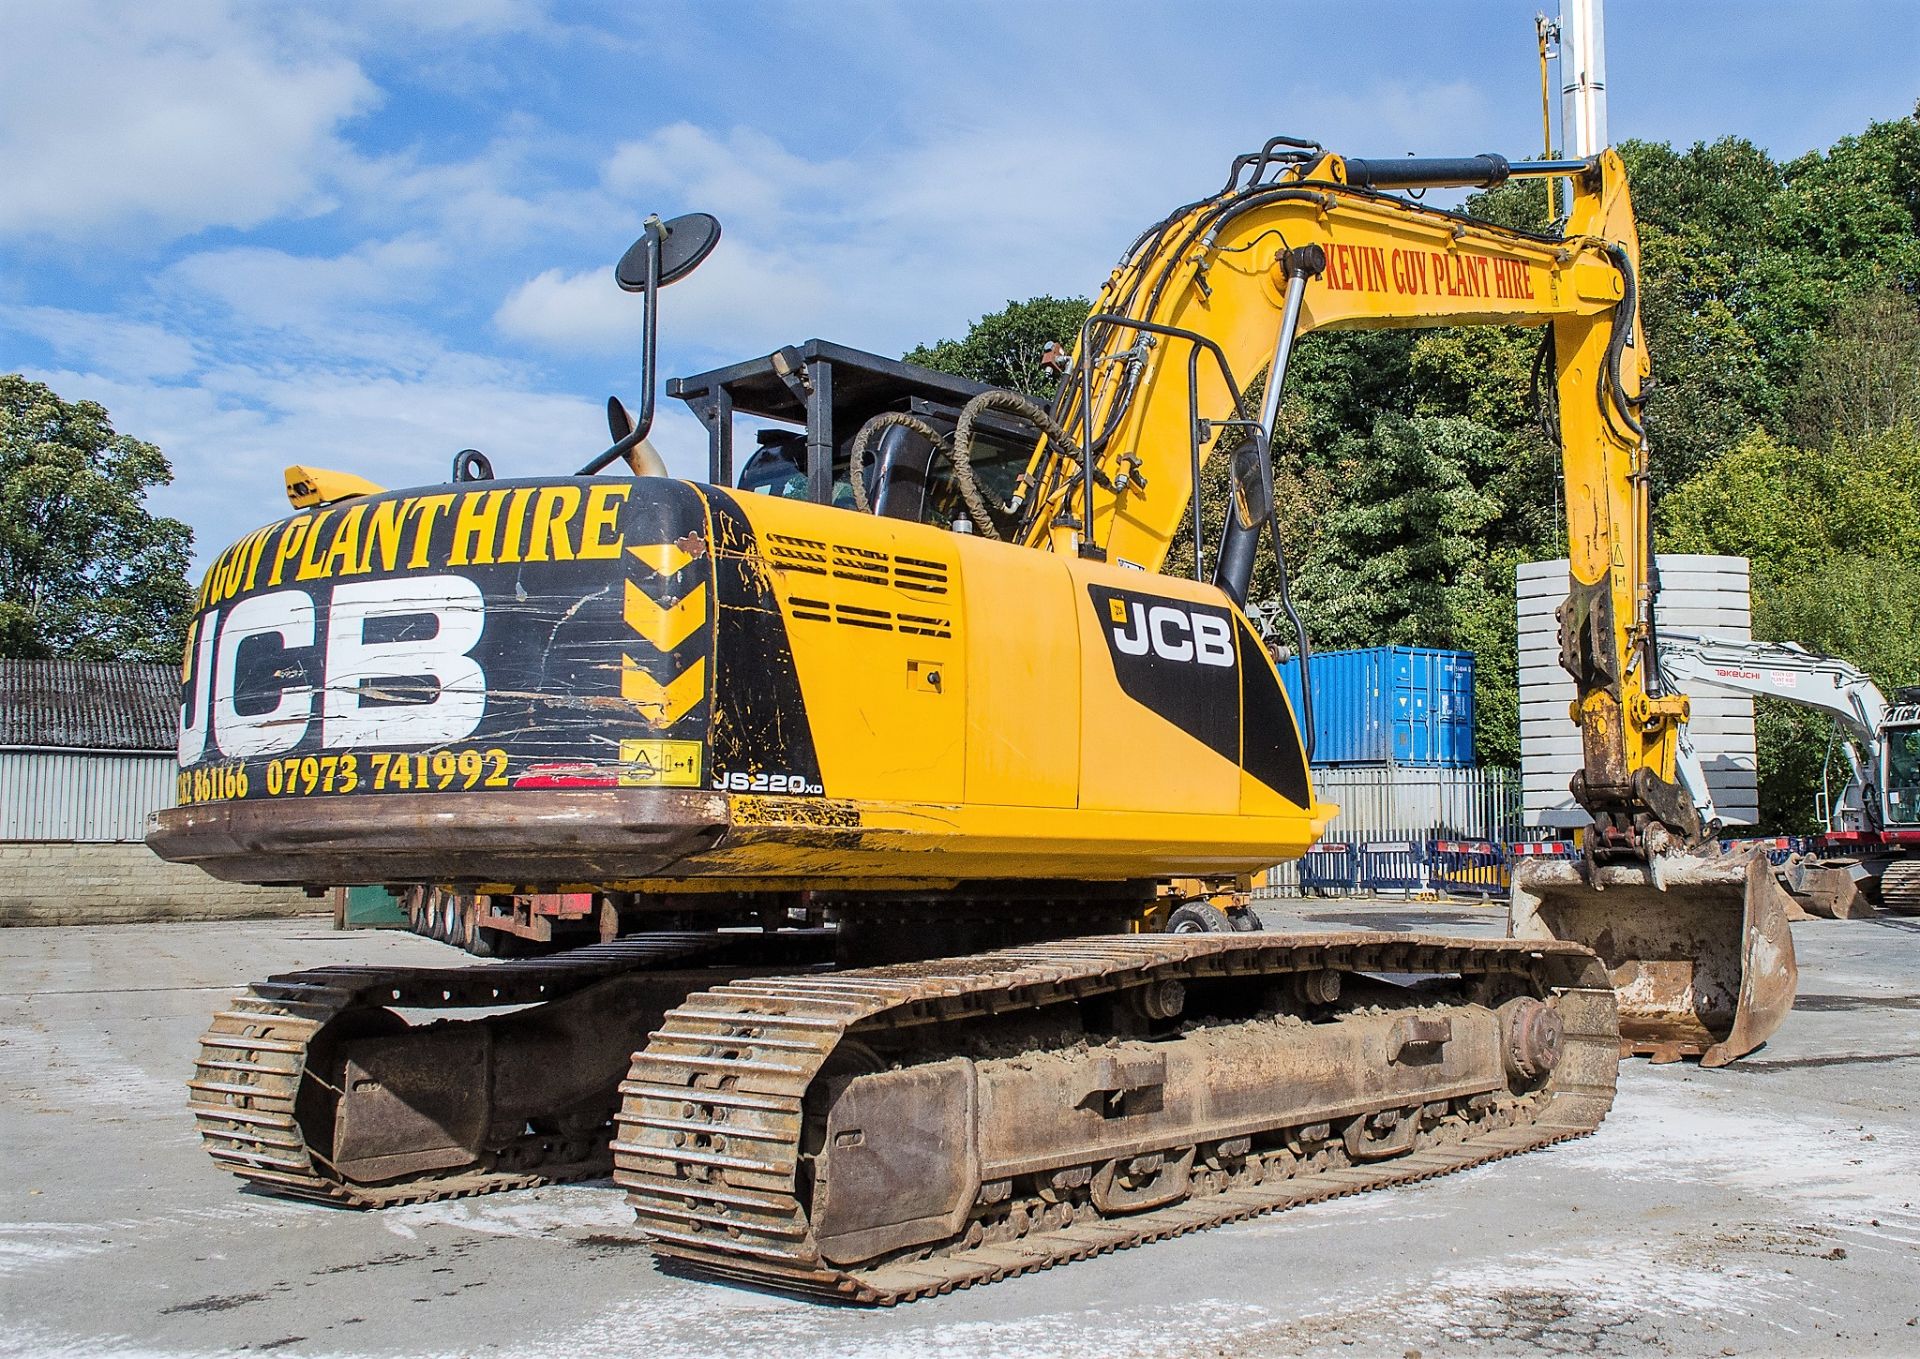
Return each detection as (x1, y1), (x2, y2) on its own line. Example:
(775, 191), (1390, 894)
(623, 578), (706, 651)
(628, 541), (696, 577)
(622, 654), (706, 728)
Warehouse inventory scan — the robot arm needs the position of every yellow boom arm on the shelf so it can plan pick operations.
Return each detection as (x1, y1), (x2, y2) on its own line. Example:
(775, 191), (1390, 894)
(1018, 148), (1695, 850)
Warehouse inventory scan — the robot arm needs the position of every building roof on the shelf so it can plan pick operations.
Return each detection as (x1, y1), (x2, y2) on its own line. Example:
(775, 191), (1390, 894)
(0, 659), (179, 752)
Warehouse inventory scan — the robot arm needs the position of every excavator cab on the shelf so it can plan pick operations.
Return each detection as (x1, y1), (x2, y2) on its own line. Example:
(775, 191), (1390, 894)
(1880, 720), (1920, 826)
(672, 340), (1039, 535)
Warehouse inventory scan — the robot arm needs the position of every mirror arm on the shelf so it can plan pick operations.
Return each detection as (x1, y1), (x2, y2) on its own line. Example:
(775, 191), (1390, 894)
(578, 219), (664, 475)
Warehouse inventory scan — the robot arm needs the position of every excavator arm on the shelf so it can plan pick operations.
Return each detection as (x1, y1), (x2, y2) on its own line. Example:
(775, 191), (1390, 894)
(1010, 147), (1694, 850)
(997, 142), (1795, 1064)
(1658, 632), (1888, 832)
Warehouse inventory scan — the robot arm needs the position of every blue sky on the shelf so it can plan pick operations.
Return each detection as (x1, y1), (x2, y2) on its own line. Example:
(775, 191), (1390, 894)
(3, 0), (1916, 570)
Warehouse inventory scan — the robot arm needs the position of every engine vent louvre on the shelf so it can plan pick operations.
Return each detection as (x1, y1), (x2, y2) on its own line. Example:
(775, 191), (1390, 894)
(765, 535), (950, 596)
(786, 597), (952, 639)
(766, 533), (828, 575)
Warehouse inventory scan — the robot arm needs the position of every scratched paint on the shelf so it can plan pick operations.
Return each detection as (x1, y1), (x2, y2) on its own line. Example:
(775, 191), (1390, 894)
(169, 477), (720, 804)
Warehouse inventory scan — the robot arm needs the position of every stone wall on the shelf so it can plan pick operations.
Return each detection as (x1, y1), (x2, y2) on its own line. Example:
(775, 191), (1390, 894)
(0, 841), (322, 926)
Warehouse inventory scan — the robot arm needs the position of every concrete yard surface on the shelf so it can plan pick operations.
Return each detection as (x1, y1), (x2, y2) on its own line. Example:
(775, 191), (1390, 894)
(1, 903), (1917, 1358)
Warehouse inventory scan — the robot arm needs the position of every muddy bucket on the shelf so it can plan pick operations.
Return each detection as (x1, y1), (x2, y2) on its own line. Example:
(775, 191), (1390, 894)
(1510, 852), (1798, 1067)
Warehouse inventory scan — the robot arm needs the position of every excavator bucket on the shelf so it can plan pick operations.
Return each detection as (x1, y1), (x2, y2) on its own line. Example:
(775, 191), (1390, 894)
(1510, 851), (1797, 1067)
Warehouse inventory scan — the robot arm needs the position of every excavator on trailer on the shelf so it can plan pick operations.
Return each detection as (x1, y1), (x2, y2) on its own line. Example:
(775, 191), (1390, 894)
(152, 134), (1796, 1302)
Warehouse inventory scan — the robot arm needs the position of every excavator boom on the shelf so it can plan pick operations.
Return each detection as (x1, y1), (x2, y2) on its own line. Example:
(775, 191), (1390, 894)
(1003, 144), (1797, 1065)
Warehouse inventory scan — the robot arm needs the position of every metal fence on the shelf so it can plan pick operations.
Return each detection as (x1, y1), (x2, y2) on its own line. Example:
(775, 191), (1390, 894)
(1259, 766), (1530, 898)
(0, 750), (175, 843)
(1260, 817), (1817, 902)
(1312, 765), (1521, 843)
(1259, 832), (1568, 899)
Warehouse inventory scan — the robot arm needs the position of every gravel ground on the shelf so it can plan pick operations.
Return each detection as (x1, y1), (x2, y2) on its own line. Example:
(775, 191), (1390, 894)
(1, 900), (1915, 1358)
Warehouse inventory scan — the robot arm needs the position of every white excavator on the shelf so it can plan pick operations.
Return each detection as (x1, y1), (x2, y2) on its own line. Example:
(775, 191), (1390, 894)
(1659, 631), (1920, 917)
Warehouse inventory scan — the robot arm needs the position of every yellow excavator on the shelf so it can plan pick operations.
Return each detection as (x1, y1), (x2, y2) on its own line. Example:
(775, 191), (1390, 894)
(153, 135), (1795, 1302)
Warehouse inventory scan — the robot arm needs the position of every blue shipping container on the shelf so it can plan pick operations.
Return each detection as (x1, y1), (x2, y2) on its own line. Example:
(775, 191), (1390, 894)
(1278, 646), (1475, 767)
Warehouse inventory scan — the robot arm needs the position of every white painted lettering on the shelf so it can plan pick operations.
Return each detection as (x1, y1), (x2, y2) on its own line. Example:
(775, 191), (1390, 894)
(1192, 613), (1234, 668)
(178, 612), (217, 763)
(1148, 605), (1193, 662)
(323, 577), (486, 747)
(214, 592), (316, 757)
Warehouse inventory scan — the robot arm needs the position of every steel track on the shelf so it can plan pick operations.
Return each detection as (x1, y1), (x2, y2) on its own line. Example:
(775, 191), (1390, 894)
(613, 931), (1619, 1304)
(190, 933), (823, 1207)
(1879, 859), (1920, 915)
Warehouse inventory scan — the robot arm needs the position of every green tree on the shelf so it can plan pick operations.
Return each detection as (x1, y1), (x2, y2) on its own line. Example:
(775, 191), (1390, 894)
(1468, 112), (1920, 492)
(905, 295), (1092, 399)
(0, 375), (195, 662)
(1661, 424), (1920, 830)
(1293, 414), (1502, 649)
(1790, 287), (1920, 447)
(1470, 136), (1790, 492)
(1659, 427), (1920, 589)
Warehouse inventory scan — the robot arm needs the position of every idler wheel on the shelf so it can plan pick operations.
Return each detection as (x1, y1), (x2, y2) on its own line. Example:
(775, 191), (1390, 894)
(1292, 969), (1342, 1007)
(1127, 978), (1187, 1021)
(1167, 902), (1233, 933)
(1497, 997), (1563, 1083)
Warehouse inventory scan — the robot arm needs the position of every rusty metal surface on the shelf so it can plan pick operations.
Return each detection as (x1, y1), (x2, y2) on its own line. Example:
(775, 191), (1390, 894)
(1510, 849), (1799, 1066)
(334, 1026), (492, 1181)
(613, 931), (1619, 1304)
(188, 931), (832, 1207)
(150, 787), (728, 885)
(1499, 996), (1564, 1082)
(814, 1059), (978, 1265)
(1797, 867), (1871, 920)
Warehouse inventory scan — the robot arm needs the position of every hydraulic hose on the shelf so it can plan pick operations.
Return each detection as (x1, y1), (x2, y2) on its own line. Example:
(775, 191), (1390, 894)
(1055, 186), (1329, 477)
(848, 412), (950, 516)
(1600, 242), (1646, 442)
(848, 409), (1005, 540)
(953, 390), (1087, 542)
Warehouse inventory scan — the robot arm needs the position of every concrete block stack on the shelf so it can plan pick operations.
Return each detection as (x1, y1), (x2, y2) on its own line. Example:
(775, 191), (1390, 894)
(1518, 555), (1758, 830)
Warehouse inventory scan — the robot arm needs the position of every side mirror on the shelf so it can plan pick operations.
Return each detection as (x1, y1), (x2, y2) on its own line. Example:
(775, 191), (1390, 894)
(1230, 430), (1275, 530)
(615, 212), (721, 292)
(579, 212), (723, 476)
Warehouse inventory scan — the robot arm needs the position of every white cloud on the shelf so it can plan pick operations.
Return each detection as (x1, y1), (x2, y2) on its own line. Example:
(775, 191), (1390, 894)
(494, 234), (838, 361)
(495, 266), (640, 351)
(25, 358), (668, 563)
(163, 237), (446, 332)
(0, 306), (200, 381)
(529, 71), (1512, 368)
(351, 0), (546, 35)
(19, 312), (716, 572)
(603, 123), (856, 221)
(496, 101), (1226, 368)
(335, 136), (600, 254)
(0, 1), (377, 245)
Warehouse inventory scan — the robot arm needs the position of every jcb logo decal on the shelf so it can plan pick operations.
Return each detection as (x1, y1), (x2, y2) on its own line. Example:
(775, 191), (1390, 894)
(1106, 596), (1233, 668)
(1088, 582), (1240, 763)
(178, 576), (487, 763)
